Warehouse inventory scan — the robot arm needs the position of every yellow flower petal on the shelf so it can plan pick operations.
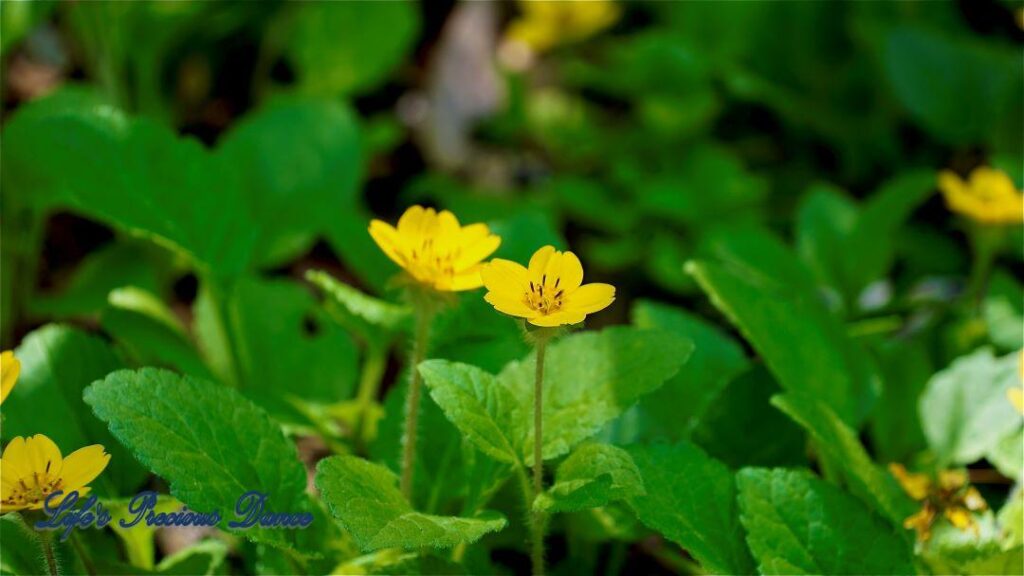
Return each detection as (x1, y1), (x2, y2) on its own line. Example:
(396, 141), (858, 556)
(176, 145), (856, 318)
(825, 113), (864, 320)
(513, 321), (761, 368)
(889, 463), (931, 501)
(0, 351), (19, 406)
(527, 309), (587, 327)
(1009, 387), (1024, 415)
(368, 220), (407, 268)
(23, 434), (63, 480)
(484, 291), (539, 319)
(528, 245), (557, 277)
(939, 167), (1024, 225)
(944, 506), (975, 531)
(482, 259), (532, 299)
(551, 251), (584, 291)
(938, 469), (967, 492)
(59, 445), (111, 491)
(369, 206), (501, 292)
(566, 283), (615, 315)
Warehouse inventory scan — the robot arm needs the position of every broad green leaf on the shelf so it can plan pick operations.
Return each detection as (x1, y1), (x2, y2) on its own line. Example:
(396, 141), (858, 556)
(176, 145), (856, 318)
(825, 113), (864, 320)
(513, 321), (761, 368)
(217, 98), (362, 267)
(28, 240), (167, 318)
(627, 442), (754, 575)
(284, 2), (419, 96)
(84, 368), (310, 550)
(499, 326), (693, 464)
(868, 337), (931, 463)
(629, 299), (749, 441)
(922, 514), (1003, 574)
(315, 455), (507, 551)
(195, 277), (359, 419)
(919, 348), (1021, 466)
(737, 468), (915, 575)
(419, 359), (525, 465)
(101, 286), (214, 381)
(687, 226), (880, 426)
(692, 366), (806, 469)
(987, 428), (1023, 482)
(535, 443), (644, 513)
(883, 25), (1020, 147)
(4, 324), (146, 495)
(2, 96), (255, 279)
(796, 183), (858, 297)
(772, 393), (916, 525)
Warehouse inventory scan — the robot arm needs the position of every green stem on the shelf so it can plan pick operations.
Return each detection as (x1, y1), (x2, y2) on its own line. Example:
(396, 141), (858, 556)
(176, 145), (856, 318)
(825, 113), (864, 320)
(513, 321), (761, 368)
(400, 305), (433, 501)
(70, 533), (96, 576)
(965, 225), (1005, 311)
(355, 343), (388, 450)
(531, 337), (549, 576)
(39, 530), (59, 576)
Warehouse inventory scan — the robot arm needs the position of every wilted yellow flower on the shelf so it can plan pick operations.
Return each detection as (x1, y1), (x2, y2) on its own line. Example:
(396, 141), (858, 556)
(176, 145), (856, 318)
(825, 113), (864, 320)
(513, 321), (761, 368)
(938, 167), (1024, 225)
(482, 245), (614, 327)
(505, 0), (620, 53)
(1, 351), (19, 406)
(889, 463), (988, 542)
(1, 435), (111, 512)
(368, 206), (501, 292)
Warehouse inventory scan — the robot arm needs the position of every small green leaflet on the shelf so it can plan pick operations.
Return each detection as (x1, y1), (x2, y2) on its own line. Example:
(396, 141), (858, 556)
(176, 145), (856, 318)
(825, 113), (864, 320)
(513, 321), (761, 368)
(315, 455), (507, 551)
(534, 443), (644, 513)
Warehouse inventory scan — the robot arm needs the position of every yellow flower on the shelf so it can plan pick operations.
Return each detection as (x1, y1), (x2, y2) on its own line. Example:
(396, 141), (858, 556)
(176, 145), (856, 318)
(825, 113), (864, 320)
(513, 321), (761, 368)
(505, 0), (620, 53)
(938, 167), (1024, 225)
(1010, 351), (1024, 414)
(368, 205), (501, 292)
(889, 463), (988, 542)
(1, 435), (111, 512)
(1, 351), (19, 405)
(481, 245), (615, 327)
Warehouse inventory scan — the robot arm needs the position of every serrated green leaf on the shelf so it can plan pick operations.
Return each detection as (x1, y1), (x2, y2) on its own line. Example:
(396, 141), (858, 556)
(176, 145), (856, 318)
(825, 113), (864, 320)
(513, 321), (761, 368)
(772, 393), (915, 525)
(315, 455), (506, 551)
(535, 443), (643, 513)
(737, 468), (915, 575)
(83, 368), (310, 550)
(4, 324), (146, 495)
(627, 442), (755, 575)
(920, 348), (1021, 466)
(418, 359), (525, 465)
(688, 226), (880, 426)
(217, 98), (362, 268)
(499, 326), (693, 465)
(692, 366), (806, 469)
(630, 299), (749, 441)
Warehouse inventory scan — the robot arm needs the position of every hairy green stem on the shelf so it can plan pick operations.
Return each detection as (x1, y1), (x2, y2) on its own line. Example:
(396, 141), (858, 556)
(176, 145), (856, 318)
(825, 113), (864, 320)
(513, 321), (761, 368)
(531, 337), (548, 576)
(965, 225), (1004, 310)
(39, 530), (59, 576)
(400, 306), (432, 501)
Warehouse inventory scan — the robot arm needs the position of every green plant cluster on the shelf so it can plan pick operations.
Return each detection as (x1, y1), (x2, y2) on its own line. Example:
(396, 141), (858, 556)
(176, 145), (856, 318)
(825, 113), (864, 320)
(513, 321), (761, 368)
(1, 2), (1022, 575)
